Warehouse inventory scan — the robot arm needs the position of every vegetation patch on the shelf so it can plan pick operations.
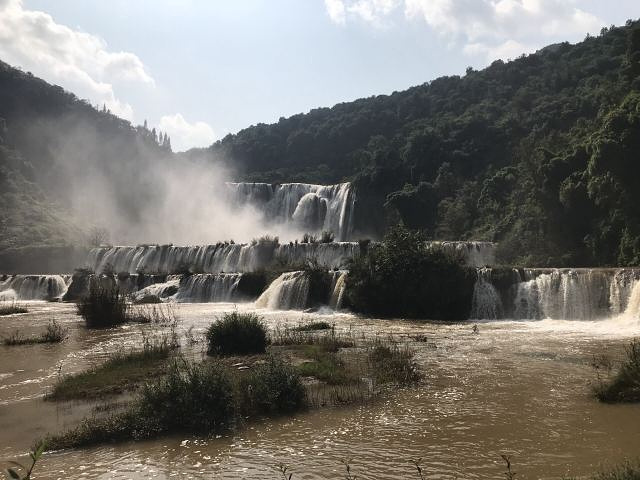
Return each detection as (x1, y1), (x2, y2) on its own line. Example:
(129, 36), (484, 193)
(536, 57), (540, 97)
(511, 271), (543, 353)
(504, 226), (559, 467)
(3, 320), (67, 346)
(368, 341), (421, 385)
(45, 356), (305, 450)
(47, 337), (172, 400)
(595, 339), (640, 403)
(293, 321), (332, 332)
(77, 283), (128, 328)
(345, 224), (476, 320)
(206, 312), (268, 356)
(0, 301), (28, 316)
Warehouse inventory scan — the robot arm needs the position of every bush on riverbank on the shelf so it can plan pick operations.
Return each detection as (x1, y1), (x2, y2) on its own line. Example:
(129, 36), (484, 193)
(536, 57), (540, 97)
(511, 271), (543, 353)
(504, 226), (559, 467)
(595, 339), (640, 403)
(77, 283), (128, 328)
(344, 224), (476, 320)
(206, 312), (268, 355)
(368, 341), (421, 385)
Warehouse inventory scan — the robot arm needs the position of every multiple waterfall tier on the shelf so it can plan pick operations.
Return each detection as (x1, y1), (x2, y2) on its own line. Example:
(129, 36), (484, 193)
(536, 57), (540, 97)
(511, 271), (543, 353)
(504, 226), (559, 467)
(0, 275), (71, 301)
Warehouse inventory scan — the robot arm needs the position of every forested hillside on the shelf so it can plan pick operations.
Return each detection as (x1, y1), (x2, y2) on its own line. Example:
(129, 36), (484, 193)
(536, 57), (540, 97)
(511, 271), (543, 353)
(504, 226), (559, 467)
(2, 20), (640, 268)
(0, 60), (173, 253)
(198, 20), (640, 267)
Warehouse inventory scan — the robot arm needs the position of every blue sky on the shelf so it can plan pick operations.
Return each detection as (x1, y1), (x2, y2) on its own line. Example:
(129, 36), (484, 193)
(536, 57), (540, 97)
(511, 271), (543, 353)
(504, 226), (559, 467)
(1, 0), (638, 150)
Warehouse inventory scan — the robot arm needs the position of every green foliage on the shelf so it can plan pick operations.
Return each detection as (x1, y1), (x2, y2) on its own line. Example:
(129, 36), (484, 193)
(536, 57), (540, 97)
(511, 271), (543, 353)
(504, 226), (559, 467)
(292, 321), (332, 332)
(4, 440), (45, 480)
(76, 283), (128, 328)
(344, 224), (476, 319)
(368, 342), (421, 385)
(206, 312), (268, 356)
(238, 356), (307, 415)
(48, 336), (172, 400)
(595, 339), (640, 403)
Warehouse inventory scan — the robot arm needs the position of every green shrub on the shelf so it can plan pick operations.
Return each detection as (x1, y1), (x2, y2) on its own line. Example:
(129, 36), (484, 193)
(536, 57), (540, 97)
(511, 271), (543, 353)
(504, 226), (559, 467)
(138, 360), (236, 434)
(595, 339), (640, 403)
(77, 283), (128, 328)
(369, 341), (421, 385)
(3, 320), (67, 346)
(206, 312), (268, 356)
(345, 224), (476, 320)
(239, 356), (306, 415)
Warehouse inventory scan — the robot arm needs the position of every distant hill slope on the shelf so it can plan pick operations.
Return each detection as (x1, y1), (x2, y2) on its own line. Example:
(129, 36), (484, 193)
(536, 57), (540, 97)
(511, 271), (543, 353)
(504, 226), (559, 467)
(191, 20), (640, 266)
(0, 60), (173, 254)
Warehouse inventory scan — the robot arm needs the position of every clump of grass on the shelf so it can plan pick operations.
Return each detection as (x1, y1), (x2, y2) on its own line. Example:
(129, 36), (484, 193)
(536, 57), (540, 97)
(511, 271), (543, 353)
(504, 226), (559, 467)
(3, 320), (67, 346)
(591, 461), (640, 479)
(368, 340), (420, 385)
(297, 350), (359, 385)
(46, 356), (306, 449)
(47, 335), (172, 400)
(293, 321), (332, 332)
(595, 339), (640, 403)
(271, 325), (354, 352)
(206, 312), (268, 356)
(77, 283), (128, 328)
(0, 301), (28, 316)
(238, 356), (307, 415)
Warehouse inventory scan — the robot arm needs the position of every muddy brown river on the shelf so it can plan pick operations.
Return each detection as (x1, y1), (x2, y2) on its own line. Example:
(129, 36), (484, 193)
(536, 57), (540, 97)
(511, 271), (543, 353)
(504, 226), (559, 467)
(1, 302), (639, 479)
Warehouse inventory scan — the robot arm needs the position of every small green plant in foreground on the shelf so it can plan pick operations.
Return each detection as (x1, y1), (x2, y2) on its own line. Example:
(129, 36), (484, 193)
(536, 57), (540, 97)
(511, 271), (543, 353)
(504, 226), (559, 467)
(4, 440), (45, 479)
(206, 312), (268, 356)
(594, 338), (640, 403)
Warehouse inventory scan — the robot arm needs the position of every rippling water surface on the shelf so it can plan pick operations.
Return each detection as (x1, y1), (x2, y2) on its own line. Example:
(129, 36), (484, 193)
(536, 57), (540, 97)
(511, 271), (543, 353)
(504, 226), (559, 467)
(1, 302), (639, 479)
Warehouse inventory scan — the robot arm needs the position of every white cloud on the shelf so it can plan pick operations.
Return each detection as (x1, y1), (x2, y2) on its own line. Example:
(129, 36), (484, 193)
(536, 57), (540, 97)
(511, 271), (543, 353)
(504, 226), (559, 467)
(0, 0), (153, 121)
(326, 0), (604, 61)
(159, 113), (217, 152)
(325, 0), (401, 28)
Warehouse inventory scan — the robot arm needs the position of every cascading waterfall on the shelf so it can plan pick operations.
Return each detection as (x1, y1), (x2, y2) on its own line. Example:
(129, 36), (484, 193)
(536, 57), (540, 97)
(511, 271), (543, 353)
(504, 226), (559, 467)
(429, 241), (496, 267)
(470, 267), (503, 320)
(0, 275), (70, 301)
(471, 267), (640, 321)
(174, 274), (242, 303)
(329, 270), (348, 310)
(226, 182), (356, 241)
(86, 242), (358, 275)
(255, 271), (310, 310)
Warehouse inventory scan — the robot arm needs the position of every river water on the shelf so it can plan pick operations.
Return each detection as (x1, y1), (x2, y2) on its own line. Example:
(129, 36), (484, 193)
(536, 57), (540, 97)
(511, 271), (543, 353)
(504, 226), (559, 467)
(0, 301), (639, 479)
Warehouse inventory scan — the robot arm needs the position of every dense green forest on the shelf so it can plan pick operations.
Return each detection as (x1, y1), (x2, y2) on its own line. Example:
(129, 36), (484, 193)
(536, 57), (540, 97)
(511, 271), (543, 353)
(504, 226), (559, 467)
(193, 19), (640, 266)
(1, 20), (640, 267)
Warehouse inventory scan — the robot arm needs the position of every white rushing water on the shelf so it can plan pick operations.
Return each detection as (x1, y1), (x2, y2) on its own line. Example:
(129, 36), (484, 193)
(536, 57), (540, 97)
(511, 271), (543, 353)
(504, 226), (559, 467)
(255, 271), (310, 310)
(226, 182), (355, 241)
(471, 267), (640, 321)
(0, 275), (70, 301)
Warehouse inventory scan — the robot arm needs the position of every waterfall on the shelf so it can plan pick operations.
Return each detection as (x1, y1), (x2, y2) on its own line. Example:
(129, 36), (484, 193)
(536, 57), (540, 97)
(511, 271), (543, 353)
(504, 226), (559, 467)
(226, 182), (355, 241)
(255, 271), (310, 310)
(0, 275), (69, 301)
(623, 280), (640, 319)
(86, 241), (359, 275)
(174, 274), (242, 303)
(470, 267), (503, 319)
(329, 270), (348, 310)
